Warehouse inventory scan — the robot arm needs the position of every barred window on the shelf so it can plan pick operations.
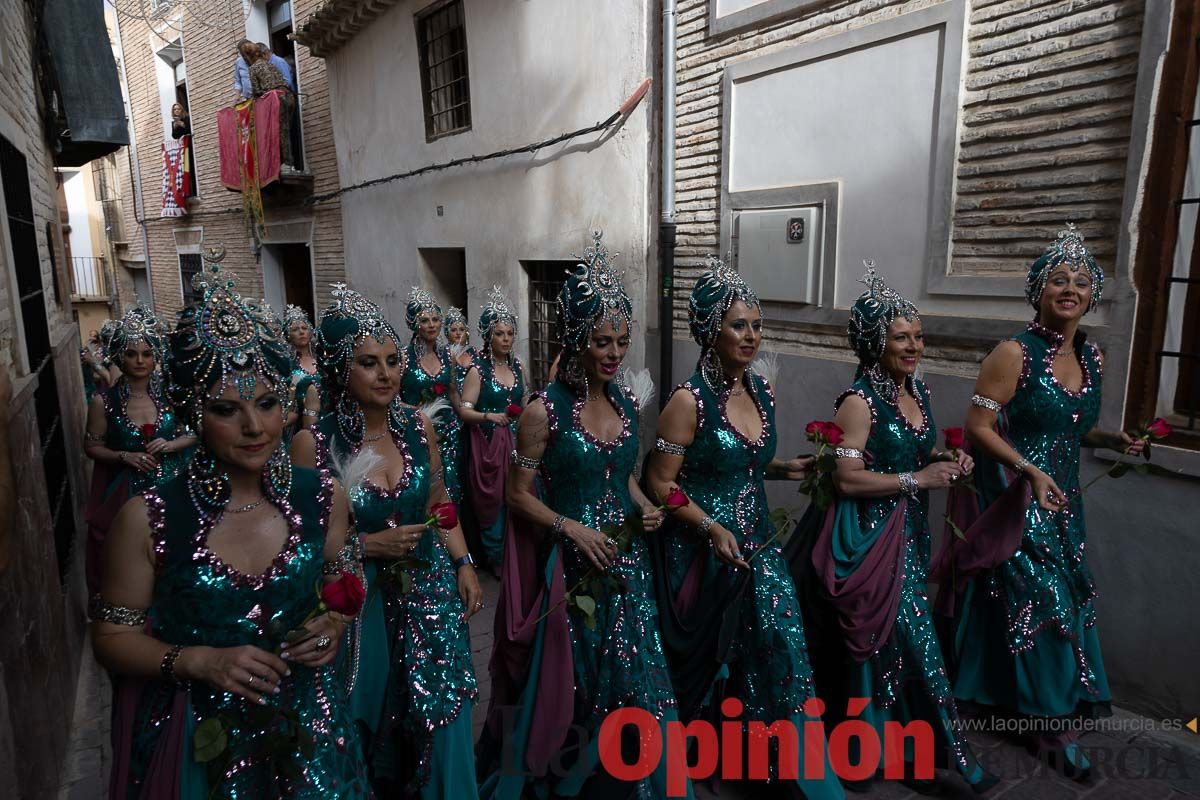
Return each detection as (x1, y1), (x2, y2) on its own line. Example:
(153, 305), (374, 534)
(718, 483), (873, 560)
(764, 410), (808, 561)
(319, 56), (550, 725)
(416, 0), (471, 141)
(523, 261), (570, 390)
(178, 252), (203, 308)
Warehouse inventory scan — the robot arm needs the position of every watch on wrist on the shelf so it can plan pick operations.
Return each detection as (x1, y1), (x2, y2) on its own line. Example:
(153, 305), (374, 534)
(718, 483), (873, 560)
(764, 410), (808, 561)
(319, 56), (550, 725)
(452, 553), (475, 571)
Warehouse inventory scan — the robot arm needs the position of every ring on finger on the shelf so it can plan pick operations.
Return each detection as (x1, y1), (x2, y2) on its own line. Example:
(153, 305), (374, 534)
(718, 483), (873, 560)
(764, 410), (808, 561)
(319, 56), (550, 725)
(605, 537), (617, 548)
(315, 635), (332, 652)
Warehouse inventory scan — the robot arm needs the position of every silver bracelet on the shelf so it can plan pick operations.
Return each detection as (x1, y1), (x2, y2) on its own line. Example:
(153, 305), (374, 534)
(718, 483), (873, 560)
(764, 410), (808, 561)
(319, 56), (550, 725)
(971, 394), (1002, 413)
(511, 450), (540, 470)
(322, 560), (343, 576)
(460, 401), (475, 410)
(1013, 457), (1031, 473)
(697, 514), (714, 536)
(302, 409), (319, 418)
(898, 472), (920, 497)
(551, 514), (568, 537)
(654, 437), (687, 456)
(834, 447), (865, 461)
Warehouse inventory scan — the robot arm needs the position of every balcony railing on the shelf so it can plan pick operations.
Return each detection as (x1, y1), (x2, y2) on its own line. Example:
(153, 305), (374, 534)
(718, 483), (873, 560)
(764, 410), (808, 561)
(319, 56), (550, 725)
(71, 256), (111, 301)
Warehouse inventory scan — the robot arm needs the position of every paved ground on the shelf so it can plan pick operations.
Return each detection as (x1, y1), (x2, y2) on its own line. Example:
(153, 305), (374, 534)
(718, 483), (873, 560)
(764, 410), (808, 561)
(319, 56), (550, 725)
(58, 572), (1200, 798)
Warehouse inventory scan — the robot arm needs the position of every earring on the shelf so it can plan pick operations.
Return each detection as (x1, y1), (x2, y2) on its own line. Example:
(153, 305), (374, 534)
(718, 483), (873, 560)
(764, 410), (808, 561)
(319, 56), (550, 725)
(187, 443), (230, 521)
(262, 442), (293, 502)
(336, 392), (365, 445)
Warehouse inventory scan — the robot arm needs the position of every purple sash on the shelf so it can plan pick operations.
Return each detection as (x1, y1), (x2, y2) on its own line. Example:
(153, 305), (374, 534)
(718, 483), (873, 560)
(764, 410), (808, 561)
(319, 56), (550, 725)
(467, 424), (514, 529)
(110, 679), (188, 798)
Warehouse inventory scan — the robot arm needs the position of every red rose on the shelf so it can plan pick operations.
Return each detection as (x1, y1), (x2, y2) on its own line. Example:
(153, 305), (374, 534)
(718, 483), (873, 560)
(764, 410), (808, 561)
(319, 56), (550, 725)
(943, 427), (966, 450)
(433, 383), (447, 396)
(805, 421), (823, 439)
(428, 501), (458, 529)
(506, 403), (523, 417)
(140, 423), (157, 441)
(321, 571), (366, 616)
(664, 487), (690, 511)
(822, 422), (845, 445)
(1146, 418), (1173, 439)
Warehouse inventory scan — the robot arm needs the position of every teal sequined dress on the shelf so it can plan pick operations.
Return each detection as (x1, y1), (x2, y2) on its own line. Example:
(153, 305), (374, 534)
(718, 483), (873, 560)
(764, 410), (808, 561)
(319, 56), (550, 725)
(465, 355), (525, 566)
(481, 379), (688, 799)
(86, 380), (189, 594)
(952, 323), (1112, 719)
(311, 409), (478, 798)
(118, 467), (371, 799)
(400, 341), (463, 502)
(662, 372), (842, 797)
(831, 374), (984, 779)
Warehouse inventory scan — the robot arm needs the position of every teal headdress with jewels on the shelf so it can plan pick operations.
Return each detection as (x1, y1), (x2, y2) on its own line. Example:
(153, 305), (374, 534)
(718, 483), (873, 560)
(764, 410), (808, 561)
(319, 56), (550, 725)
(166, 247), (295, 427)
(1025, 223), (1104, 312)
(106, 302), (168, 365)
(314, 282), (404, 393)
(405, 286), (443, 333)
(556, 230), (633, 354)
(846, 260), (920, 367)
(687, 254), (760, 354)
(444, 305), (467, 331)
(477, 286), (518, 345)
(283, 303), (312, 334)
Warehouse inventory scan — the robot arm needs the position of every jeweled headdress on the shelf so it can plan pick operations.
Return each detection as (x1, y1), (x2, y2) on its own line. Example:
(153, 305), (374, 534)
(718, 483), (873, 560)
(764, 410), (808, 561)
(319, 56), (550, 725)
(687, 254), (760, 355)
(847, 260), (919, 366)
(283, 303), (311, 335)
(405, 286), (443, 332)
(166, 247), (294, 427)
(478, 286), (518, 343)
(314, 283), (404, 392)
(105, 303), (168, 365)
(444, 305), (467, 330)
(556, 230), (633, 354)
(1025, 224), (1104, 312)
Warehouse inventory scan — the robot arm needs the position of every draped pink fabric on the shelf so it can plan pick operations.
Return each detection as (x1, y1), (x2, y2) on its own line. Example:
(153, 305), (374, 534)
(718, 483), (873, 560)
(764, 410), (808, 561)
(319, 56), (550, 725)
(467, 424), (514, 529)
(109, 680), (188, 799)
(486, 515), (575, 775)
(216, 91), (281, 191)
(216, 106), (241, 190)
(930, 476), (1030, 616)
(811, 499), (909, 663)
(84, 465), (130, 596)
(673, 553), (707, 617)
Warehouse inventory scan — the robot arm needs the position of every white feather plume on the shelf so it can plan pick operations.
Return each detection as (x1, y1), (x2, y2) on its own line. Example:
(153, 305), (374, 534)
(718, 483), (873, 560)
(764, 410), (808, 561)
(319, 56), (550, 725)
(333, 447), (383, 495)
(750, 350), (779, 388)
(419, 395), (451, 422)
(623, 367), (655, 415)
(448, 343), (467, 361)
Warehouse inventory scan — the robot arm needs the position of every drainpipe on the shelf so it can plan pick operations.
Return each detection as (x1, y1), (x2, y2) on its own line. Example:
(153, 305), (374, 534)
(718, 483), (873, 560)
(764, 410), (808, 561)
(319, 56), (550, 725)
(658, 0), (677, 409)
(111, 10), (155, 310)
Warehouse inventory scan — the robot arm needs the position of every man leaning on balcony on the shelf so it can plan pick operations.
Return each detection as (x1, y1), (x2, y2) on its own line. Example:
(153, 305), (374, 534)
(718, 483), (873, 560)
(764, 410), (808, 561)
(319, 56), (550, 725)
(233, 38), (253, 100)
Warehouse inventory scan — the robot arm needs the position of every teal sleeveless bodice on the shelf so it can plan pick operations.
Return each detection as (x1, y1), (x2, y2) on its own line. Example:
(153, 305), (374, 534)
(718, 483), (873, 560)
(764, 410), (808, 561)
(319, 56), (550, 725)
(472, 355), (524, 436)
(400, 341), (463, 502)
(102, 381), (187, 492)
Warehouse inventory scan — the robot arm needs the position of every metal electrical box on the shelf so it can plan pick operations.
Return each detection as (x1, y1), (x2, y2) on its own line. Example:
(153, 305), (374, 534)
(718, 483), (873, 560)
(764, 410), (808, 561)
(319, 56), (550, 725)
(734, 205), (822, 305)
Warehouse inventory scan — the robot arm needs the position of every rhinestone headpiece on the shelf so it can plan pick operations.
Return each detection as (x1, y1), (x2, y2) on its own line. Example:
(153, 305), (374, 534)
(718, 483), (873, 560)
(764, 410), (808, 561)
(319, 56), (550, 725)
(687, 254), (761, 353)
(557, 230), (633, 353)
(315, 283), (403, 392)
(405, 286), (443, 332)
(847, 260), (920, 366)
(283, 304), (311, 334)
(106, 302), (168, 364)
(478, 285), (518, 343)
(1025, 223), (1104, 312)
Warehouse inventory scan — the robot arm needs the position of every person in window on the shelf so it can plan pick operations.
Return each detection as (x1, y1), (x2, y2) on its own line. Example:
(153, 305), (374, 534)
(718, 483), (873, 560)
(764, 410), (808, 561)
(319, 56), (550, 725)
(170, 103), (190, 140)
(258, 42), (297, 93)
(247, 45), (295, 169)
(232, 38), (253, 100)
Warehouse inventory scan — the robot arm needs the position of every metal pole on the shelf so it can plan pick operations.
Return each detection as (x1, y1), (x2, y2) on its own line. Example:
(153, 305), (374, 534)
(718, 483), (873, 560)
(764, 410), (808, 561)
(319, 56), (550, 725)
(659, 0), (678, 408)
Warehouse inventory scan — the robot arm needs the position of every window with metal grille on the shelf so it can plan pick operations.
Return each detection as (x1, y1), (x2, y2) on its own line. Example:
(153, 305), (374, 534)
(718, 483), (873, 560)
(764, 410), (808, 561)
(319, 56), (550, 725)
(179, 252), (203, 307)
(1126, 2), (1200, 449)
(1, 134), (75, 582)
(523, 261), (570, 390)
(416, 0), (471, 141)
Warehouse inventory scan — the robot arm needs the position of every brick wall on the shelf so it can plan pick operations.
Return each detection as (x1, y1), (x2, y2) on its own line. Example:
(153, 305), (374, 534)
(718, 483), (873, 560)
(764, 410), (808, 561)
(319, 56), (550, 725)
(115, 0), (345, 323)
(670, 0), (1143, 338)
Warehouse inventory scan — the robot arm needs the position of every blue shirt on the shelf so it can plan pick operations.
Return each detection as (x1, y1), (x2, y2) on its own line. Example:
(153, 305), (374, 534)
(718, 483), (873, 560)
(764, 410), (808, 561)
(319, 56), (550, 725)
(233, 56), (252, 98)
(269, 54), (297, 93)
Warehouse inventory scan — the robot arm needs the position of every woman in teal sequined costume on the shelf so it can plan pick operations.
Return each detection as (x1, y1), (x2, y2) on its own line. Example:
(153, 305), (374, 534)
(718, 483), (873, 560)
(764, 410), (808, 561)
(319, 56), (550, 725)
(459, 287), (527, 567)
(815, 262), (995, 793)
(480, 232), (689, 800)
(292, 284), (482, 798)
(444, 304), (477, 388)
(646, 256), (843, 798)
(95, 259), (369, 799)
(399, 288), (464, 503)
(947, 227), (1141, 777)
(84, 305), (195, 596)
(284, 305), (322, 433)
